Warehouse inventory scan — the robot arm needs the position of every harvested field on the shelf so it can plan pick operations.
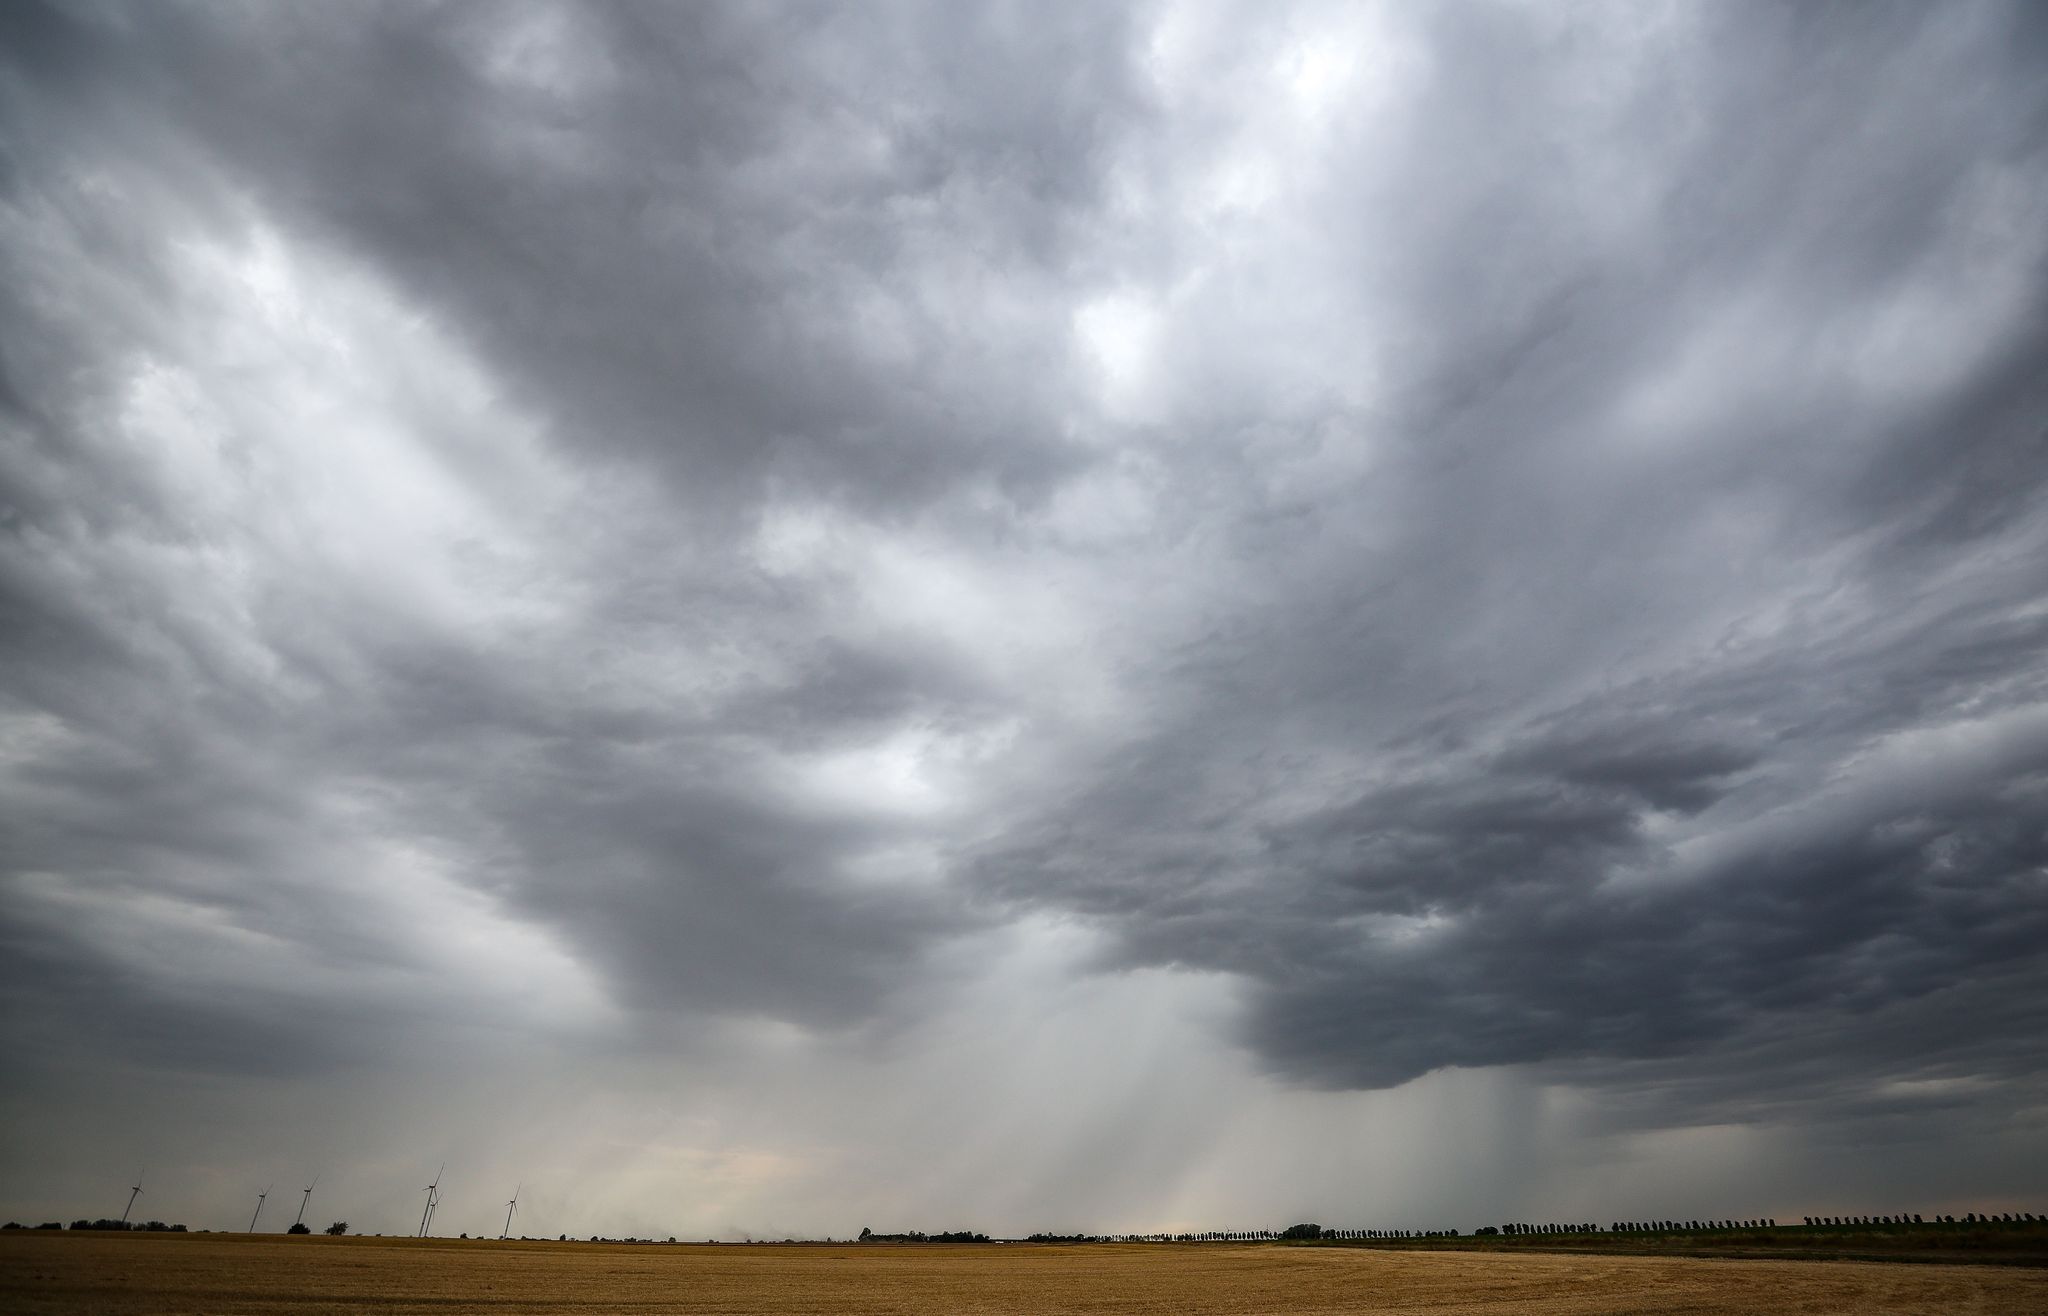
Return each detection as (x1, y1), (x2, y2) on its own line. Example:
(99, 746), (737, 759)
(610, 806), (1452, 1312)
(4, 1233), (2046, 1315)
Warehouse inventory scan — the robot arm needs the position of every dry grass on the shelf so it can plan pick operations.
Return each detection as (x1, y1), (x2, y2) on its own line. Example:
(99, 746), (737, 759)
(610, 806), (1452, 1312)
(4, 1232), (2046, 1315)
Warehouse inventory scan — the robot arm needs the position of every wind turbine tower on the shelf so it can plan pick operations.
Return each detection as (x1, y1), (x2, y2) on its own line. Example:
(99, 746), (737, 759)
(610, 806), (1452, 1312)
(120, 1171), (144, 1226)
(501, 1184), (520, 1240)
(249, 1185), (271, 1234)
(293, 1175), (319, 1229)
(418, 1166), (443, 1238)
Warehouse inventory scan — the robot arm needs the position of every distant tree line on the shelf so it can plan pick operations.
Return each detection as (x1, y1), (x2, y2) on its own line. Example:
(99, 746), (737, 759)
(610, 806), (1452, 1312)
(1476, 1213), (2045, 1236)
(855, 1227), (989, 1243)
(1012, 1224), (1461, 1244)
(1800, 1213), (2037, 1228)
(1, 1219), (346, 1234)
(992, 1210), (2043, 1246)
(1277, 1224), (1458, 1240)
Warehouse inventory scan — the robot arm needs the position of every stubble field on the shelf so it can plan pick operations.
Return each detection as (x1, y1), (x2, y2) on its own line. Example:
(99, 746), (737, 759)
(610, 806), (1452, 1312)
(3, 1233), (2045, 1315)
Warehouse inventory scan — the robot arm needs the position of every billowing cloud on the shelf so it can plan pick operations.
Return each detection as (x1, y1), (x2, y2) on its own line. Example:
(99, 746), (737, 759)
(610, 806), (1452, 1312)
(2, 0), (2044, 1235)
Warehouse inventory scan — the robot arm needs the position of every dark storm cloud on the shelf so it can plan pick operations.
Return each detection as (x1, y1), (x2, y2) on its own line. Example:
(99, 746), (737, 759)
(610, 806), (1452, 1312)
(2, 0), (2045, 1173)
(961, 0), (2048, 1122)
(2, 0), (1144, 1010)
(120, 0), (1139, 520)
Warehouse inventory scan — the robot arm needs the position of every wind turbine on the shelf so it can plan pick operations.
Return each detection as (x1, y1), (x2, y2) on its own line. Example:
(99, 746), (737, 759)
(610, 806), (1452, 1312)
(249, 1184), (271, 1234)
(418, 1166), (443, 1238)
(120, 1171), (144, 1226)
(501, 1184), (520, 1240)
(293, 1175), (319, 1230)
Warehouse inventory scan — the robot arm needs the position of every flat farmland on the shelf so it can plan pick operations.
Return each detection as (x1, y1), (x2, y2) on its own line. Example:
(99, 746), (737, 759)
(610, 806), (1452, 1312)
(3, 1234), (2045, 1315)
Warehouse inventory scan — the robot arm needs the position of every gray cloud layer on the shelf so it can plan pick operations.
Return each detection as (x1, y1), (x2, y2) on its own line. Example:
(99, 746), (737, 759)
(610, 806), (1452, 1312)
(3, 0), (2046, 1223)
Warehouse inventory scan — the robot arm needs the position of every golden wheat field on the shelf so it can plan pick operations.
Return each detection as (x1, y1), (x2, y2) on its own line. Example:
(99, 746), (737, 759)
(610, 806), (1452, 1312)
(3, 1233), (2044, 1315)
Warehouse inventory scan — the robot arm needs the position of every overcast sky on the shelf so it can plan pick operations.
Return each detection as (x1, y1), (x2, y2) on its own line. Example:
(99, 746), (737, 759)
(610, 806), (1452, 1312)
(3, 0), (2045, 1240)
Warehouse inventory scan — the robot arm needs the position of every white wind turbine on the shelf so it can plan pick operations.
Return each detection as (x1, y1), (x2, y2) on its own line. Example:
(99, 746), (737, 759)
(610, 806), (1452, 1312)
(293, 1174), (319, 1230)
(249, 1185), (271, 1234)
(120, 1170), (144, 1226)
(418, 1166), (443, 1238)
(501, 1184), (521, 1240)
